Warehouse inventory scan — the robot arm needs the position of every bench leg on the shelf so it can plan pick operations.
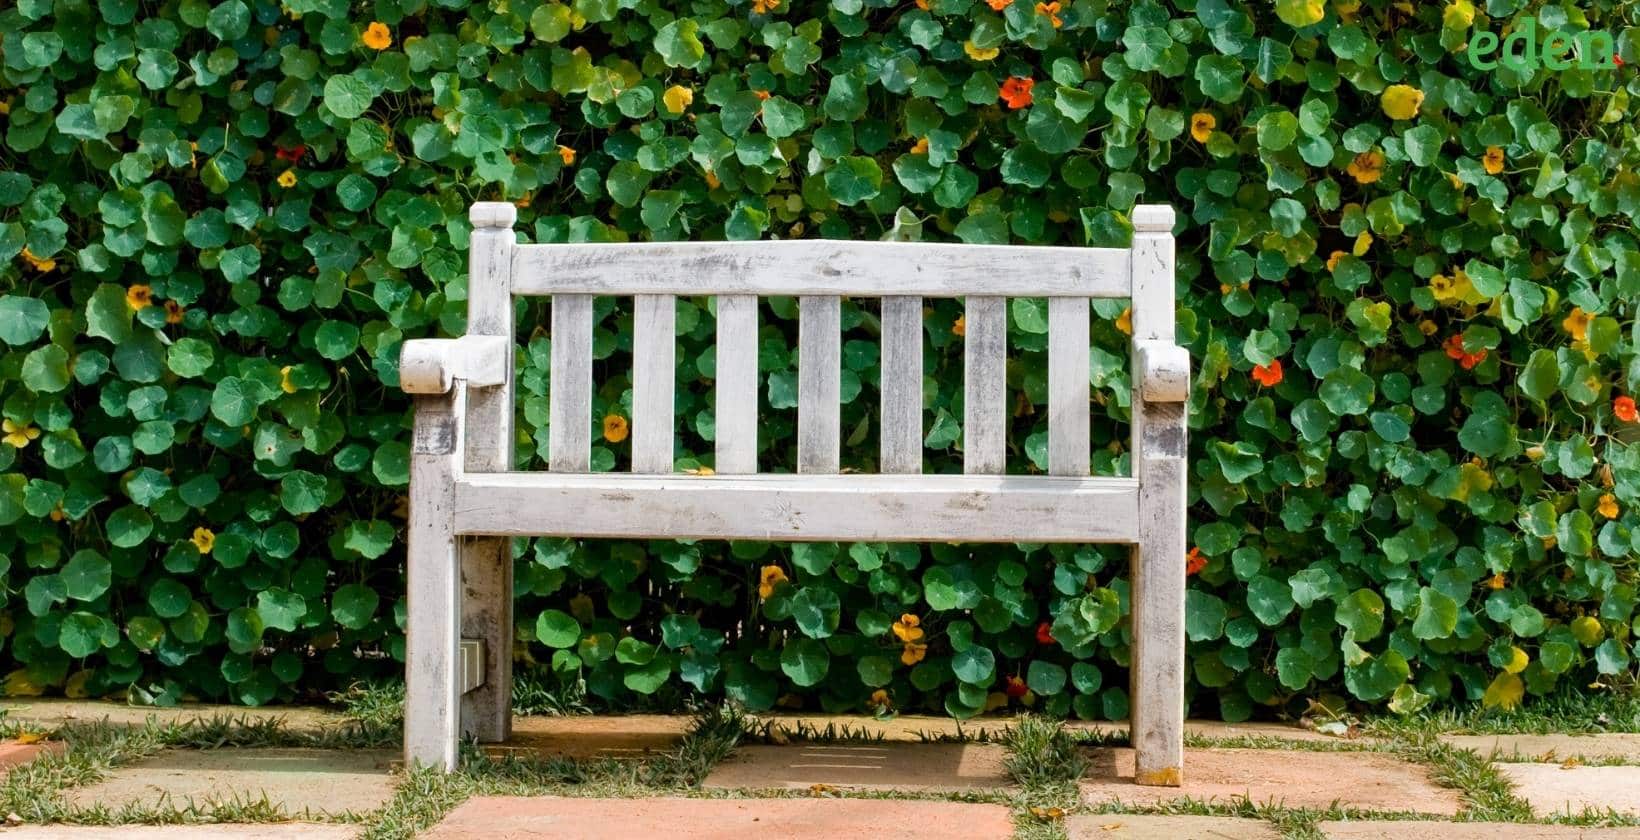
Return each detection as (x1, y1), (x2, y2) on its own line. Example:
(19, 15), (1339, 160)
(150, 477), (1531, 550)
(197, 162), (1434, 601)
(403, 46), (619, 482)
(1130, 404), (1186, 787)
(460, 536), (512, 742)
(405, 391), (464, 771)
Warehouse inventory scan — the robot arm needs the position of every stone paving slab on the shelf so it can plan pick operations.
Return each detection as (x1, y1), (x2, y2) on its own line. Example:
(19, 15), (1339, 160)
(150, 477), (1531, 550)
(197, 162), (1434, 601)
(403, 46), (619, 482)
(0, 739), (65, 771)
(422, 796), (1017, 839)
(1443, 733), (1640, 763)
(66, 748), (397, 816)
(703, 742), (1012, 792)
(1320, 821), (1640, 839)
(0, 700), (346, 735)
(1498, 762), (1640, 816)
(484, 714), (691, 760)
(751, 714), (1343, 744)
(0, 825), (356, 839)
(1079, 748), (1461, 815)
(1068, 814), (1281, 839)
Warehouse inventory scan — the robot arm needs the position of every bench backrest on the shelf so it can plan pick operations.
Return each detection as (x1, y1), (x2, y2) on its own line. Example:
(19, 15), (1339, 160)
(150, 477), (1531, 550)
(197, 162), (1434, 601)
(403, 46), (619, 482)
(454, 202), (1178, 484)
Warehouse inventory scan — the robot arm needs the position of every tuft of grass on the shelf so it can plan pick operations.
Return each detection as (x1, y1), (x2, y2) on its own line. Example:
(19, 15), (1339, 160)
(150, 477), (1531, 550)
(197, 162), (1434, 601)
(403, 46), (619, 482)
(1003, 715), (1089, 790)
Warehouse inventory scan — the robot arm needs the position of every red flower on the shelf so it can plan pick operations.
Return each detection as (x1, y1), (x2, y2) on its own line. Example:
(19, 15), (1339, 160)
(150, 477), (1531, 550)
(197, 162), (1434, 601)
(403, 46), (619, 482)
(275, 144), (306, 162)
(999, 77), (1034, 110)
(1251, 359), (1283, 387)
(1615, 54), (1625, 68)
(1444, 334), (1467, 360)
(1035, 622), (1055, 645)
(1616, 396), (1638, 423)
(1445, 335), (1487, 370)
(1186, 547), (1207, 576)
(1004, 675), (1028, 698)
(1458, 348), (1488, 370)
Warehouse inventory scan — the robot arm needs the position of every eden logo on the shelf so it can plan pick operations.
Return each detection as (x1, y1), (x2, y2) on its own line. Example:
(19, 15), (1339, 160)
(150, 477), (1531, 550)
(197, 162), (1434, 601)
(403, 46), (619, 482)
(1467, 18), (1619, 71)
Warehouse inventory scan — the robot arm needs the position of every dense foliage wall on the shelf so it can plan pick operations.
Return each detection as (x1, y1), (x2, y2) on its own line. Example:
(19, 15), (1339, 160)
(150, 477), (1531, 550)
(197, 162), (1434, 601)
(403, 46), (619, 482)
(0, 0), (1638, 718)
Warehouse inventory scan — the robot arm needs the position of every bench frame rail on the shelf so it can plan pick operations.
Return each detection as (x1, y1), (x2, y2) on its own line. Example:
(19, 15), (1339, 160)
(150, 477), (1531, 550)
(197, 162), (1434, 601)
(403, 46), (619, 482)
(399, 203), (1188, 784)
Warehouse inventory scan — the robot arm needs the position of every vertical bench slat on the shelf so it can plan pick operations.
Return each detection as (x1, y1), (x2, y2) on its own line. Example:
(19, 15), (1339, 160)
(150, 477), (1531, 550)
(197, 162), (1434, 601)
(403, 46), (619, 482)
(458, 204), (515, 744)
(633, 294), (676, 473)
(715, 295), (759, 474)
(880, 295), (923, 474)
(962, 296), (1007, 474)
(798, 295), (841, 473)
(1047, 297), (1091, 477)
(548, 294), (593, 472)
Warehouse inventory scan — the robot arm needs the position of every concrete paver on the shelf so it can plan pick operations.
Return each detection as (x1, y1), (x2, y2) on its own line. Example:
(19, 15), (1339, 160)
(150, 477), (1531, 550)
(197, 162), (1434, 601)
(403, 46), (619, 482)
(1320, 821), (1640, 838)
(0, 700), (347, 736)
(66, 748), (397, 816)
(484, 714), (690, 760)
(1442, 733), (1640, 763)
(751, 714), (1341, 744)
(0, 825), (356, 839)
(1497, 762), (1640, 816)
(703, 742), (1012, 792)
(422, 796), (1017, 840)
(1079, 748), (1461, 815)
(1067, 814), (1281, 839)
(0, 739), (65, 771)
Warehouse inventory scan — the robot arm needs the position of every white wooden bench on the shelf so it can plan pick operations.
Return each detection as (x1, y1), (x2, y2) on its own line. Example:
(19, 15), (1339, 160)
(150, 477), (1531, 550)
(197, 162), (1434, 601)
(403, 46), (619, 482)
(398, 202), (1189, 785)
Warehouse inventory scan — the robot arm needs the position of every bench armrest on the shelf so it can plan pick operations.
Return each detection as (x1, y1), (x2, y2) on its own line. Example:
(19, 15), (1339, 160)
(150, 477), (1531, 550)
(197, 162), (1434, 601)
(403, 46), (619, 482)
(1135, 340), (1189, 402)
(400, 335), (511, 395)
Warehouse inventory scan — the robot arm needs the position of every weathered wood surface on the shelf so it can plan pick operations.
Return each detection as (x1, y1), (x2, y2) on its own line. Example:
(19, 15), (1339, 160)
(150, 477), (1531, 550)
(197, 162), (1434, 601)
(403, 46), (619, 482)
(633, 294), (676, 473)
(714, 295), (759, 474)
(547, 294), (592, 472)
(797, 296), (841, 474)
(1047, 297), (1091, 477)
(451, 473), (1140, 543)
(1125, 204), (1187, 788)
(512, 240), (1131, 298)
(405, 388), (465, 771)
(458, 203), (516, 744)
(879, 296), (923, 474)
(962, 296), (1007, 474)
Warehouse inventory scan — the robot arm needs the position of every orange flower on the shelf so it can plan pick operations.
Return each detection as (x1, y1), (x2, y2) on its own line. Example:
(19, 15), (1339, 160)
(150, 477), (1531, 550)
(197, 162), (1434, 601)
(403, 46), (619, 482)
(1346, 150), (1385, 184)
(1597, 493), (1620, 520)
(900, 641), (927, 665)
(1482, 146), (1505, 175)
(952, 315), (965, 336)
(18, 247), (55, 272)
(914, 0), (929, 8)
(910, 136), (929, 155)
(753, 89), (772, 101)
(986, 0), (1012, 9)
(1445, 335), (1486, 369)
(1251, 359), (1283, 387)
(1114, 306), (1132, 336)
(999, 77), (1034, 110)
(361, 22), (392, 51)
(1487, 573), (1507, 590)
(1186, 547), (1207, 576)
(870, 688), (892, 708)
(1562, 307), (1593, 341)
(1034, 1), (1062, 27)
(751, 0), (780, 12)
(1189, 112), (1216, 143)
(1615, 396), (1639, 423)
(1326, 250), (1347, 272)
(126, 284), (153, 310)
(893, 614), (924, 642)
(758, 565), (788, 600)
(603, 414), (629, 443)
(164, 300), (185, 324)
(557, 145), (576, 166)
(1459, 348), (1488, 370)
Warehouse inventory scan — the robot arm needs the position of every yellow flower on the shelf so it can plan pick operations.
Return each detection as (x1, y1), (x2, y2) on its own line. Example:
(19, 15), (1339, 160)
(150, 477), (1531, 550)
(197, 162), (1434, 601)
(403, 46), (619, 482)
(751, 0), (779, 13)
(126, 284), (153, 310)
(910, 136), (929, 155)
(963, 40), (999, 61)
(1431, 268), (1483, 306)
(1115, 306), (1132, 336)
(1562, 307), (1593, 341)
(952, 315), (965, 336)
(2, 419), (40, 449)
(1487, 572), (1507, 590)
(1418, 319), (1438, 337)
(892, 614), (924, 643)
(280, 365), (299, 394)
(1381, 84), (1425, 121)
(1503, 645), (1529, 675)
(277, 169), (298, 188)
(900, 642), (927, 665)
(1346, 150), (1385, 184)
(1353, 231), (1373, 256)
(758, 565), (788, 600)
(1190, 112), (1216, 143)
(663, 84), (694, 114)
(191, 527), (216, 554)
(1598, 493), (1620, 519)
(704, 168), (720, 189)
(1482, 146), (1505, 175)
(558, 145), (576, 166)
(361, 22), (392, 51)
(164, 300), (185, 324)
(1444, 0), (1475, 28)
(19, 247), (55, 272)
(603, 414), (629, 443)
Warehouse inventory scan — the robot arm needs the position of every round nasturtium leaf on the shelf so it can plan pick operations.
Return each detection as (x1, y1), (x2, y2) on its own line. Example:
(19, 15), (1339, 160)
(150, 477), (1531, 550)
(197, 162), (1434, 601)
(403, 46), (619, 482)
(536, 609), (582, 648)
(779, 638), (830, 687)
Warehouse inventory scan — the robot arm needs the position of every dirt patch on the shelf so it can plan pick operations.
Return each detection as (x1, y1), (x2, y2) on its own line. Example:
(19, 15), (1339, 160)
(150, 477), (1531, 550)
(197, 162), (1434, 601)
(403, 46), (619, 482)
(0, 700), (346, 736)
(485, 714), (690, 760)
(703, 742), (1012, 793)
